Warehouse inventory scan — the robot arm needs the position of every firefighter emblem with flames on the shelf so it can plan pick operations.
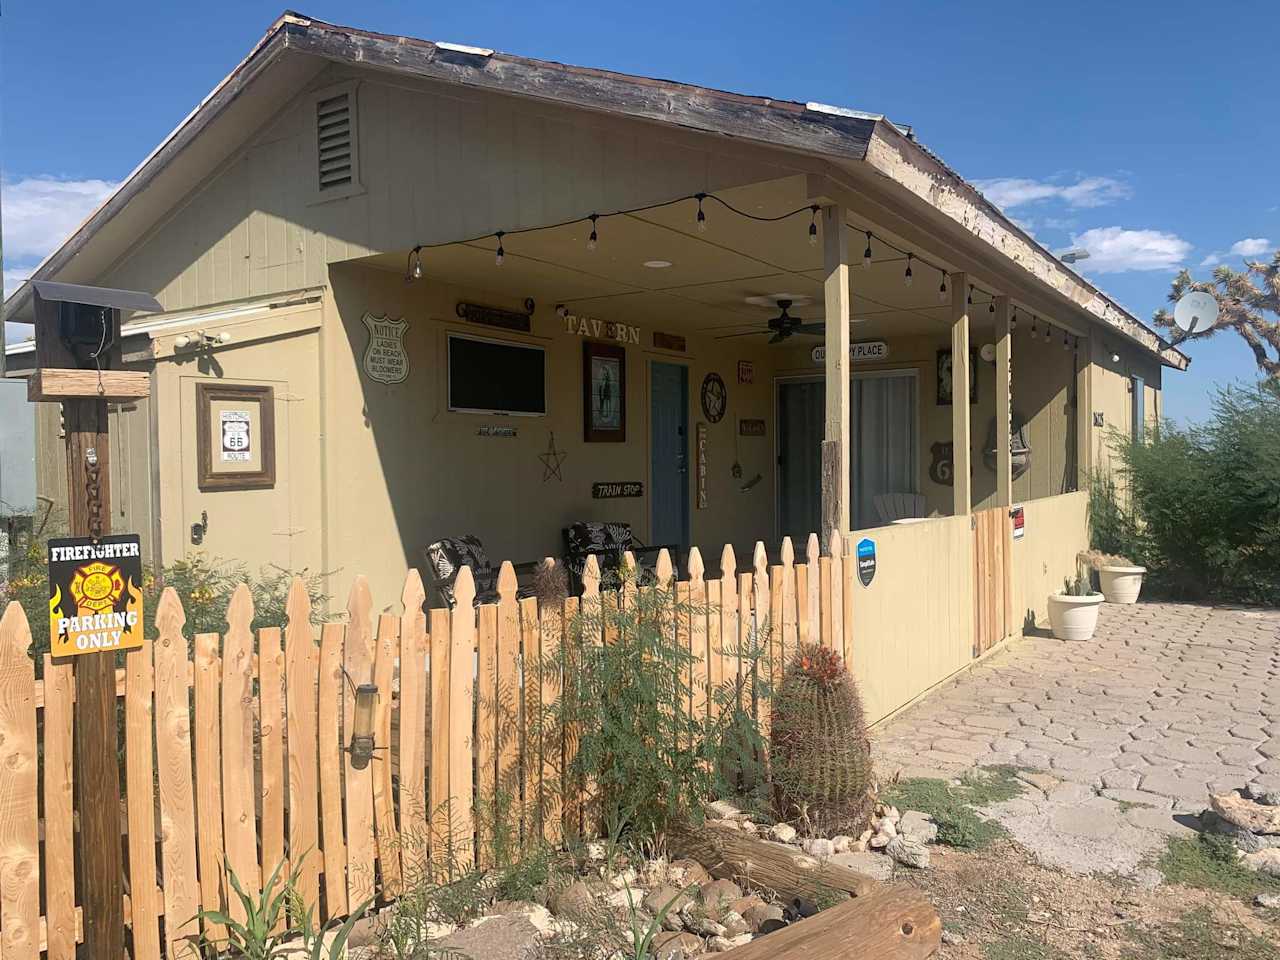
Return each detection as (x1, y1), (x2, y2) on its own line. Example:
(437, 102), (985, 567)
(48, 535), (144, 657)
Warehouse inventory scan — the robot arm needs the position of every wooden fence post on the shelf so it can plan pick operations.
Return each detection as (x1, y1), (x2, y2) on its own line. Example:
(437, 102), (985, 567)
(284, 579), (320, 909)
(125, 626), (161, 959)
(0, 603), (40, 959)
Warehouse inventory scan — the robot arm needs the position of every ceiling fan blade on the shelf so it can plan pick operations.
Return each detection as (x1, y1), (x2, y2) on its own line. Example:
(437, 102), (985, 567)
(768, 330), (789, 344)
(715, 329), (770, 340)
(795, 322), (826, 335)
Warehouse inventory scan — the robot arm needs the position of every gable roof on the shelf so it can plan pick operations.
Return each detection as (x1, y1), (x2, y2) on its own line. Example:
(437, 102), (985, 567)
(4, 10), (1187, 369)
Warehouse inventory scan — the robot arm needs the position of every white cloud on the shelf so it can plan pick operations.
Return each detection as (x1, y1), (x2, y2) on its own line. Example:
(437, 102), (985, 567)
(2, 175), (118, 263)
(1229, 237), (1271, 257)
(973, 175), (1131, 211)
(1071, 226), (1191, 273)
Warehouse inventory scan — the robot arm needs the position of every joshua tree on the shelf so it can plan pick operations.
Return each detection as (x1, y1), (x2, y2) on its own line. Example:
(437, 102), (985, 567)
(1153, 250), (1280, 378)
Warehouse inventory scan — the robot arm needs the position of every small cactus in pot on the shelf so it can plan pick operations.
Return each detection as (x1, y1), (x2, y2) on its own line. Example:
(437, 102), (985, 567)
(769, 643), (875, 836)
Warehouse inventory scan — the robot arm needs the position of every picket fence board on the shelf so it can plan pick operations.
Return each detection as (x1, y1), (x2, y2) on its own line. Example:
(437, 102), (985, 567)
(0, 603), (39, 960)
(475, 593), (498, 868)
(398, 571), (429, 880)
(41, 653), (75, 960)
(343, 578), (377, 906)
(221, 584), (260, 912)
(259, 625), (286, 925)
(126, 631), (161, 960)
(448, 568), (476, 870)
(191, 631), (225, 941)
(427, 607), (451, 871)
(317, 622), (348, 917)
(152, 589), (198, 958)
(284, 579), (321, 910)
(372, 613), (402, 897)
(494, 569), (521, 854)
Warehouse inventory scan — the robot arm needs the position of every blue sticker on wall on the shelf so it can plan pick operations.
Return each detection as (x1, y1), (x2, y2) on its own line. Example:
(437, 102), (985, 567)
(856, 537), (877, 587)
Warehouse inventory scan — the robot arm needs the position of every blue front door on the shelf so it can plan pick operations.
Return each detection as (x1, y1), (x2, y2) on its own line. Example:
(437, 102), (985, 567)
(650, 362), (689, 549)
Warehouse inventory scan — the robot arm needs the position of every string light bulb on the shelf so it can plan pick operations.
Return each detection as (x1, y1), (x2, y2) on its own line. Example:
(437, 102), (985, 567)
(405, 245), (424, 283)
(494, 232), (505, 267)
(1063, 328), (1070, 350)
(695, 194), (707, 232)
(808, 206), (819, 246)
(863, 231), (873, 269)
(1011, 308), (1017, 330)
(586, 215), (598, 252)
(904, 253), (914, 287)
(1030, 317), (1038, 339)
(938, 273), (948, 303)
(989, 299), (996, 314)
(967, 285), (974, 306)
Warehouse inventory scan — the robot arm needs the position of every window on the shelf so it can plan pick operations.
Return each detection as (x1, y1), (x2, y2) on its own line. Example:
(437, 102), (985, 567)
(447, 334), (547, 416)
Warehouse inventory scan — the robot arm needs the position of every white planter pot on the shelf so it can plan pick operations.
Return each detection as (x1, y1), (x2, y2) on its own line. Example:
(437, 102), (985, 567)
(1047, 592), (1104, 641)
(1099, 565), (1146, 604)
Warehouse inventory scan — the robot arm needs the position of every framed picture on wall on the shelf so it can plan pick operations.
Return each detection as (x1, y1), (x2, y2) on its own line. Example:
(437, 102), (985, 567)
(583, 341), (626, 442)
(196, 383), (276, 490)
(936, 348), (978, 406)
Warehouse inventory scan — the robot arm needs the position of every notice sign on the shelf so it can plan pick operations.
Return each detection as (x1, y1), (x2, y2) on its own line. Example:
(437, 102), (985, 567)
(1011, 505), (1026, 540)
(220, 409), (251, 462)
(856, 537), (877, 587)
(361, 313), (410, 385)
(48, 535), (144, 657)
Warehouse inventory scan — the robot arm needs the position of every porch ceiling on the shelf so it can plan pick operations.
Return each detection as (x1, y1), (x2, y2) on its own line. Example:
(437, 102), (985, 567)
(355, 177), (997, 342)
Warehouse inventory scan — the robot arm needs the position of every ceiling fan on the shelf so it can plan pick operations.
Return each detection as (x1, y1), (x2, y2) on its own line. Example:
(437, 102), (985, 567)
(716, 299), (824, 344)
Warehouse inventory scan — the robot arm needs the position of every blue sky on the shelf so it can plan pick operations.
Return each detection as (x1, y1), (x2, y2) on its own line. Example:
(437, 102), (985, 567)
(3, 0), (1276, 422)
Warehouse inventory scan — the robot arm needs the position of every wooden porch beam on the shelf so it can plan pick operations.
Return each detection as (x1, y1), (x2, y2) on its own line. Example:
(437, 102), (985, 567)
(1076, 337), (1092, 489)
(822, 204), (851, 542)
(950, 273), (972, 516)
(994, 295), (1012, 507)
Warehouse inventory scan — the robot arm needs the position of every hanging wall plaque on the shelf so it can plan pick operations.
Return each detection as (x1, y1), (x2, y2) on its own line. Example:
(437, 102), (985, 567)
(456, 300), (534, 333)
(592, 481), (644, 499)
(695, 423), (709, 509)
(361, 313), (409, 384)
(700, 373), (727, 423)
(856, 537), (877, 587)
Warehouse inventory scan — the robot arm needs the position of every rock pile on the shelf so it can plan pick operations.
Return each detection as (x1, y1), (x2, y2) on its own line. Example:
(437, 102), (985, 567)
(1202, 788), (1280, 877)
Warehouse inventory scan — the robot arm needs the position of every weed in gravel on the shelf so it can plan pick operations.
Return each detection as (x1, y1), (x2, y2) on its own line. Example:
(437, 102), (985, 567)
(1122, 906), (1280, 960)
(1158, 834), (1280, 902)
(882, 767), (1025, 850)
(983, 934), (1066, 960)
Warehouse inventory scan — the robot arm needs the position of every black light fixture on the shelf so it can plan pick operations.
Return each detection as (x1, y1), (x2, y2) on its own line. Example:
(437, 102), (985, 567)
(808, 205), (819, 246)
(1011, 308), (1017, 330)
(1063, 328), (1070, 350)
(904, 253), (914, 287)
(1030, 316), (1038, 339)
(967, 284), (974, 306)
(863, 231), (873, 269)
(989, 299), (996, 314)
(587, 215), (598, 252)
(938, 272), (948, 303)
(695, 193), (708, 232)
(495, 232), (505, 266)
(343, 673), (379, 770)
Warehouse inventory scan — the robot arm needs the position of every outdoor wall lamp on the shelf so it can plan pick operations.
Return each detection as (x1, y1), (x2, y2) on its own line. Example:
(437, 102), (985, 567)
(344, 672), (380, 770)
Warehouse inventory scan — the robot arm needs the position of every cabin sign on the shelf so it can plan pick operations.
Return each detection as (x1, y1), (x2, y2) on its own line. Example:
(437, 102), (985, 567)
(362, 313), (409, 384)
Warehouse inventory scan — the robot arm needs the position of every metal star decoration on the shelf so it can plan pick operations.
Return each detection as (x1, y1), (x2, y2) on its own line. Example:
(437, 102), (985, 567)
(539, 432), (567, 481)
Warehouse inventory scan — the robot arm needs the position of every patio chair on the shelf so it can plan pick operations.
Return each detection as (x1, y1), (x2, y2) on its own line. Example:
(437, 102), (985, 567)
(561, 521), (678, 593)
(873, 492), (928, 525)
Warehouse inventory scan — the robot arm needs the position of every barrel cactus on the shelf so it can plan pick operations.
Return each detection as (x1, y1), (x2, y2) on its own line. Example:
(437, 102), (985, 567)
(770, 643), (875, 835)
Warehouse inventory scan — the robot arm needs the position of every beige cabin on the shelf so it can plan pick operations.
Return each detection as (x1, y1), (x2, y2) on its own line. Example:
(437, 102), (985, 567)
(5, 12), (1184, 721)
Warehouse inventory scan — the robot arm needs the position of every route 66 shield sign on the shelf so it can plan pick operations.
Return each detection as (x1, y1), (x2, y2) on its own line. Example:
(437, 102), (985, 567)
(361, 313), (409, 385)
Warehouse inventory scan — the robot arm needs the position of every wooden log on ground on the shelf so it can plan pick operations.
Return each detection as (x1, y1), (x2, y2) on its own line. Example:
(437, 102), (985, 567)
(667, 820), (878, 901)
(718, 885), (940, 959)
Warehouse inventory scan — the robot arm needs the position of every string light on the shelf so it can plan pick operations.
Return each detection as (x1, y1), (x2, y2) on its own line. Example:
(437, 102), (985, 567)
(494, 231), (505, 267)
(695, 193), (707, 232)
(587, 215), (598, 252)
(967, 285), (974, 306)
(863, 231), (873, 269)
(405, 245), (424, 283)
(989, 299), (996, 314)
(1011, 308), (1017, 331)
(904, 253), (914, 287)
(938, 273), (948, 303)
(1030, 317), (1038, 339)
(1063, 328), (1070, 350)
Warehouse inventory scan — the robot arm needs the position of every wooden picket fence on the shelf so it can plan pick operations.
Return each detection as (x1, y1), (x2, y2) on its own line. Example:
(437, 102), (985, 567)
(0, 531), (859, 959)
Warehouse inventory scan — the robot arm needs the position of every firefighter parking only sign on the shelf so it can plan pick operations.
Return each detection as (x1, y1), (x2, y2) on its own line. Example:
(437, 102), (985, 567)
(48, 534), (145, 657)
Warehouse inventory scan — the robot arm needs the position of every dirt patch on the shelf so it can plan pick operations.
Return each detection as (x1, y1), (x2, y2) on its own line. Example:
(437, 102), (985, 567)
(897, 840), (1280, 959)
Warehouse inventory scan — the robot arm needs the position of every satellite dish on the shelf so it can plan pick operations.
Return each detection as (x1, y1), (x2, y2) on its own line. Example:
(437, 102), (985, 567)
(1172, 291), (1219, 334)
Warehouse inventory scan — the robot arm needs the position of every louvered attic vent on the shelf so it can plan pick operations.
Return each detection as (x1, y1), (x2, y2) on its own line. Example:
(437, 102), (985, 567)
(316, 93), (353, 191)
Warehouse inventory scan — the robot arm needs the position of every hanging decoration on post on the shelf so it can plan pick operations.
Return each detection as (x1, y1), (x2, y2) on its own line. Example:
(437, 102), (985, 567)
(48, 534), (145, 657)
(538, 432), (567, 481)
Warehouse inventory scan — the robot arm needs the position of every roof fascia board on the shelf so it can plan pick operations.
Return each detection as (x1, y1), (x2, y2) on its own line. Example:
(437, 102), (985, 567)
(279, 20), (876, 163)
(860, 121), (1187, 369)
(3, 16), (297, 323)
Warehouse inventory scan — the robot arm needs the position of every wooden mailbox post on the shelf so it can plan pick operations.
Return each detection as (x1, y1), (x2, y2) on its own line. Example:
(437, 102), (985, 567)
(28, 281), (160, 957)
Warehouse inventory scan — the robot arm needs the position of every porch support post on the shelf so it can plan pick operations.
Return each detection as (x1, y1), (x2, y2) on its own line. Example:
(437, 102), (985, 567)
(1075, 337), (1092, 489)
(994, 295), (1013, 507)
(821, 204), (851, 543)
(950, 272), (972, 515)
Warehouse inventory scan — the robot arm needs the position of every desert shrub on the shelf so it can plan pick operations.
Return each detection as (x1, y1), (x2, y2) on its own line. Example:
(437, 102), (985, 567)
(1095, 380), (1280, 604)
(770, 643), (874, 836)
(552, 572), (768, 846)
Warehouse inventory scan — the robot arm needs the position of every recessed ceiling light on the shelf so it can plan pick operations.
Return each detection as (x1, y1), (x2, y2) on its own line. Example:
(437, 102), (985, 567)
(643, 259), (672, 269)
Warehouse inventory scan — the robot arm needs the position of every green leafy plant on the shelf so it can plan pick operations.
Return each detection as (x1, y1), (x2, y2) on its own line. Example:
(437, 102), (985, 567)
(770, 643), (875, 836)
(189, 856), (370, 959)
(552, 571), (768, 847)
